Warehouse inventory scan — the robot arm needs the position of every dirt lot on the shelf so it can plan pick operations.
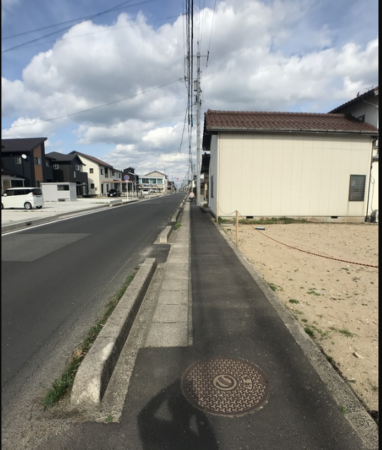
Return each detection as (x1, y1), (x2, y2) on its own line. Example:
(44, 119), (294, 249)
(225, 222), (378, 415)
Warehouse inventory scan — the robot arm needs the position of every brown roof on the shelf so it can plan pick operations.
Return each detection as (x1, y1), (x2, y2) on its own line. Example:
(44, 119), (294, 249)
(329, 86), (379, 113)
(204, 110), (378, 133)
(70, 151), (114, 169)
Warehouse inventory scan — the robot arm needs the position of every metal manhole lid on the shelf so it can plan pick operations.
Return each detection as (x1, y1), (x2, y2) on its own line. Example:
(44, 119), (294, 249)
(181, 357), (271, 417)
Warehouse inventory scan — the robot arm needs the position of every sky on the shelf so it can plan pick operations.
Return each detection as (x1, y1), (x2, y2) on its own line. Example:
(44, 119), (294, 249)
(1, 0), (378, 187)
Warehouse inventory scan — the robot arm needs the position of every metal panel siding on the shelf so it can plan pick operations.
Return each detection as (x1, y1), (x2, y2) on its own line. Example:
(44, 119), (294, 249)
(217, 133), (371, 217)
(209, 135), (218, 215)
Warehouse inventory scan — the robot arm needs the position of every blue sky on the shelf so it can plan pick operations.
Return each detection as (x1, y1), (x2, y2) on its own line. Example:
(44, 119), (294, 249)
(2, 0), (378, 186)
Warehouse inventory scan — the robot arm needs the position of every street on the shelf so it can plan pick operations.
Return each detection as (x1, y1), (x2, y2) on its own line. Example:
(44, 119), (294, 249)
(1, 194), (183, 408)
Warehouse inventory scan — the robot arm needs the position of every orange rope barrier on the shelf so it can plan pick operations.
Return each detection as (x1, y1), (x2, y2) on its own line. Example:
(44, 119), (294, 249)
(239, 217), (378, 269)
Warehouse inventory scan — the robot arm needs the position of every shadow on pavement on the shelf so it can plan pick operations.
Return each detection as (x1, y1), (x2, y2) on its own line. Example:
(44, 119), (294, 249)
(138, 380), (218, 450)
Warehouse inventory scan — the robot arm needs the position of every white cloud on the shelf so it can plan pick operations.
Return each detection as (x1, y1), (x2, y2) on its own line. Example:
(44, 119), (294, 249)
(1, 0), (378, 179)
(1, 117), (59, 139)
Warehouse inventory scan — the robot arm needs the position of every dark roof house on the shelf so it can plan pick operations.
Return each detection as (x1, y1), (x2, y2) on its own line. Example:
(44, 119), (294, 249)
(1, 137), (48, 188)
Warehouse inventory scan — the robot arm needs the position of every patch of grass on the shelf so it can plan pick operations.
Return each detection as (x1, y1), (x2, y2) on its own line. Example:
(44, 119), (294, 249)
(339, 406), (349, 415)
(289, 299), (299, 304)
(337, 328), (357, 338)
(42, 266), (139, 408)
(326, 355), (334, 363)
(307, 289), (321, 296)
(240, 216), (309, 225)
(174, 222), (182, 229)
(301, 318), (308, 323)
(218, 217), (233, 224)
(105, 415), (113, 423)
(267, 282), (283, 292)
(311, 325), (331, 338)
(304, 326), (315, 337)
(330, 327), (357, 338)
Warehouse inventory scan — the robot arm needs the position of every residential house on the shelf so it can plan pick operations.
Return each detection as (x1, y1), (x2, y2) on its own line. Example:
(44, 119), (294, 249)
(1, 137), (48, 193)
(70, 151), (123, 196)
(122, 167), (139, 196)
(329, 87), (379, 220)
(138, 171), (167, 195)
(45, 152), (88, 196)
(329, 86), (378, 128)
(203, 110), (378, 222)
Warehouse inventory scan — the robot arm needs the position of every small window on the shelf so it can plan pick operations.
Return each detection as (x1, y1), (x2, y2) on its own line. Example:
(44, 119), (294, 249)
(349, 175), (366, 201)
(53, 164), (59, 170)
(46, 160), (50, 167)
(100, 169), (104, 175)
(112, 171), (115, 177)
(34, 157), (41, 165)
(57, 185), (70, 191)
(75, 165), (81, 171)
(90, 183), (95, 189)
(31, 188), (42, 195)
(15, 156), (22, 164)
(90, 168), (94, 174)
(356, 115), (365, 122)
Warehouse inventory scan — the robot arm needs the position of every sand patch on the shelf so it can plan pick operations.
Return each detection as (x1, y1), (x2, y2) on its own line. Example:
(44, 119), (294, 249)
(225, 222), (378, 414)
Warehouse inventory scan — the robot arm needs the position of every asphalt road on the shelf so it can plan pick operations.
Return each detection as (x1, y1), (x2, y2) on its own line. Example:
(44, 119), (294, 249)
(1, 194), (183, 406)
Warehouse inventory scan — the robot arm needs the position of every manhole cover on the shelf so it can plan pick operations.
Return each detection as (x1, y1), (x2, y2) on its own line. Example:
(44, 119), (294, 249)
(181, 357), (271, 417)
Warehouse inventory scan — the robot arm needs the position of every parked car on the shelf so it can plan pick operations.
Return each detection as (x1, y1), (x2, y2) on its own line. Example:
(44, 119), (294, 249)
(1, 187), (44, 210)
(107, 189), (121, 197)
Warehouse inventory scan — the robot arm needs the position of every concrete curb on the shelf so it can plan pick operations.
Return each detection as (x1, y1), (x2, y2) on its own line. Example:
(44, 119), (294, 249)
(170, 208), (180, 222)
(213, 219), (378, 449)
(158, 225), (172, 243)
(70, 258), (157, 410)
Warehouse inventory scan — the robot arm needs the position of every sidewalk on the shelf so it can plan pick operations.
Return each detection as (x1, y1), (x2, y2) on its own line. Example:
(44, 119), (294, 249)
(1, 197), (139, 233)
(36, 202), (377, 450)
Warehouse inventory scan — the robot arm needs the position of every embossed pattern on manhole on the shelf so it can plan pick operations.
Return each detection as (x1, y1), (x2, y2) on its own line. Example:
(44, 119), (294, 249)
(181, 358), (271, 417)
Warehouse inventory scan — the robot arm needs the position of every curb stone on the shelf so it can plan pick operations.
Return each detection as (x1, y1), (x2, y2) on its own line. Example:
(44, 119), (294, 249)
(70, 258), (157, 410)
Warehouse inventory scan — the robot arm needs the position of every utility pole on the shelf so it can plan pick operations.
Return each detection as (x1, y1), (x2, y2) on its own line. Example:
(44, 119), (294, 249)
(194, 42), (208, 206)
(195, 42), (201, 206)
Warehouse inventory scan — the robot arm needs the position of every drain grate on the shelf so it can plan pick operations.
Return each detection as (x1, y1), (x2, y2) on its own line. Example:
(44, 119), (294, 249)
(181, 357), (271, 417)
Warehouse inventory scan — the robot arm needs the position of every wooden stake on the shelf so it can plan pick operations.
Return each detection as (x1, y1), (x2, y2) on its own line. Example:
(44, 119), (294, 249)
(236, 210), (239, 247)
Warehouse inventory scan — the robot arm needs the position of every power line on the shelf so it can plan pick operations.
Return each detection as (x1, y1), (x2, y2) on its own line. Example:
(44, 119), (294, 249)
(2, 78), (183, 130)
(13, 16), (181, 52)
(2, 0), (157, 53)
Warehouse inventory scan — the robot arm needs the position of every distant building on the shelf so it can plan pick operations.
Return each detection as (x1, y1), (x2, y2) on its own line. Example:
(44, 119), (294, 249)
(138, 171), (167, 195)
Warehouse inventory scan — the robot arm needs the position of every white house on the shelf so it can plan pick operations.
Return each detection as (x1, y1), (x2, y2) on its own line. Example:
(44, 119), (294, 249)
(203, 110), (378, 222)
(329, 87), (379, 221)
(138, 171), (167, 195)
(70, 151), (123, 196)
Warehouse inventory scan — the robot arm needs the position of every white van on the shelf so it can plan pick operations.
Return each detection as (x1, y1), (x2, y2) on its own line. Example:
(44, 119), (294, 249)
(1, 187), (44, 210)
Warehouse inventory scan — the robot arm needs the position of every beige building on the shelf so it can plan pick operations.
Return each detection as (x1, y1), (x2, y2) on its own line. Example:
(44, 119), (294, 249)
(138, 171), (167, 195)
(70, 151), (123, 196)
(203, 110), (378, 222)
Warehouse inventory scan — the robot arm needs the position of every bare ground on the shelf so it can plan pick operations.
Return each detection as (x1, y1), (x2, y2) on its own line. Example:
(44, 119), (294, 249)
(225, 222), (378, 416)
